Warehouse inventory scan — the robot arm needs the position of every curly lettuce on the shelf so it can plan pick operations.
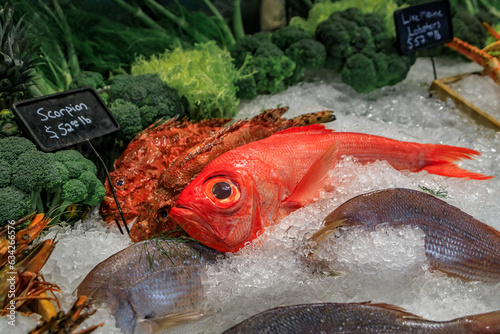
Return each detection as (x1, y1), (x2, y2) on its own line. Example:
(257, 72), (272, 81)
(131, 42), (241, 120)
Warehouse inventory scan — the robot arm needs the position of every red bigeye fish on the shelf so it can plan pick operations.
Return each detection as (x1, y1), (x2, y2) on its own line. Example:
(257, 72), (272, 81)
(222, 302), (500, 334)
(310, 188), (500, 283)
(170, 125), (493, 253)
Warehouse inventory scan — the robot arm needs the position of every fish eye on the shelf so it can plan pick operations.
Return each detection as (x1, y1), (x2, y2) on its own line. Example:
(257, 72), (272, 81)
(204, 176), (240, 207)
(212, 182), (232, 199)
(116, 179), (124, 187)
(160, 210), (168, 218)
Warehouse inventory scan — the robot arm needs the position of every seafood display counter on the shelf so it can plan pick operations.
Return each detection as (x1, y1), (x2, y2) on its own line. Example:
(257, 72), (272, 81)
(1, 1), (500, 333)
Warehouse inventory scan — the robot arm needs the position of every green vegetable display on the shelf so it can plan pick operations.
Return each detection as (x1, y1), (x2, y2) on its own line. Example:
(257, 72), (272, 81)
(290, 0), (401, 36)
(0, 137), (105, 227)
(132, 42), (242, 120)
(231, 26), (326, 99)
(315, 8), (415, 93)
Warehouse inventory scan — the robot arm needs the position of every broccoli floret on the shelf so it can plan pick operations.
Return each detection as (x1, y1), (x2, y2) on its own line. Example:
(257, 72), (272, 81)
(286, 39), (326, 69)
(0, 136), (105, 226)
(110, 74), (150, 106)
(138, 105), (159, 128)
(69, 71), (105, 90)
(231, 38), (297, 96)
(341, 48), (416, 93)
(85, 180), (106, 206)
(234, 75), (257, 100)
(231, 35), (262, 68)
(11, 150), (58, 194)
(315, 8), (415, 92)
(53, 149), (97, 179)
(271, 26), (312, 50)
(108, 74), (186, 133)
(315, 9), (376, 71)
(109, 99), (142, 141)
(62, 179), (88, 204)
(143, 87), (185, 120)
(363, 12), (386, 36)
(252, 42), (296, 94)
(0, 136), (37, 165)
(0, 159), (11, 188)
(0, 186), (31, 227)
(341, 53), (378, 93)
(46, 161), (70, 193)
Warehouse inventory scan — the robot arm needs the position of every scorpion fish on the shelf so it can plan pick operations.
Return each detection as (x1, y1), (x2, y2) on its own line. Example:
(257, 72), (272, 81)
(130, 108), (336, 242)
(170, 125), (493, 253)
(309, 188), (500, 283)
(100, 118), (229, 225)
(223, 302), (500, 333)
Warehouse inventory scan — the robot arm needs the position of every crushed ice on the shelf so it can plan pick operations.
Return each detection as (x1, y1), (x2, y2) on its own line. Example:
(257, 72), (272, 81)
(2, 58), (499, 333)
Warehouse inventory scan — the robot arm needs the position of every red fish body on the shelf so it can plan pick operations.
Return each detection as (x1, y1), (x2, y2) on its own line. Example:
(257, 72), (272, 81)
(170, 125), (492, 253)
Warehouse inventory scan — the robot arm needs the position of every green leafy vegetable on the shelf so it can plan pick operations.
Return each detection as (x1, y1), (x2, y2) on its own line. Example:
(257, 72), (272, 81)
(132, 42), (241, 120)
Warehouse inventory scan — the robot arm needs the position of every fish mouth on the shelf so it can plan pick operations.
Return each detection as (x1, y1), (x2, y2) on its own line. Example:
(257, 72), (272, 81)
(170, 206), (227, 245)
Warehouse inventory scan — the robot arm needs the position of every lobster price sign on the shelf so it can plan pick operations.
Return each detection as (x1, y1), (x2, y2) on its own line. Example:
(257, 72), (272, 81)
(394, 0), (453, 54)
(12, 88), (119, 152)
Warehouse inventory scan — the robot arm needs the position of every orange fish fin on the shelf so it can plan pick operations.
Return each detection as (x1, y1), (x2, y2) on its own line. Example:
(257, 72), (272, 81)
(423, 163), (494, 180)
(283, 142), (340, 208)
(422, 144), (494, 180)
(275, 123), (331, 136)
(459, 311), (500, 331)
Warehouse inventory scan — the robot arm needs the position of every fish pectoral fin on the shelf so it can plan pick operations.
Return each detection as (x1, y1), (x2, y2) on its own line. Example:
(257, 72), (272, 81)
(284, 142), (340, 208)
(308, 219), (348, 244)
(139, 310), (208, 333)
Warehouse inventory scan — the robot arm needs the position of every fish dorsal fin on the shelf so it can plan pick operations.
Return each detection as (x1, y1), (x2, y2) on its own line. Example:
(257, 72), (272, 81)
(283, 142), (339, 208)
(360, 302), (424, 320)
(274, 123), (332, 136)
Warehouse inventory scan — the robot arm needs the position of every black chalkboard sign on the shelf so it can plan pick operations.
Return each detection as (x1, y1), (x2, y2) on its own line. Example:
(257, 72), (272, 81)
(12, 88), (119, 152)
(394, 0), (453, 55)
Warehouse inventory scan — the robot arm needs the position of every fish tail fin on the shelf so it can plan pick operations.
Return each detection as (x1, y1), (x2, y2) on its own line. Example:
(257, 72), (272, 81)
(421, 144), (494, 180)
(460, 311), (500, 333)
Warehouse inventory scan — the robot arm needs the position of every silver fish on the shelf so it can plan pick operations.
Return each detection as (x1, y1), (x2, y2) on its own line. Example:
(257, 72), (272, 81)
(310, 188), (500, 282)
(76, 239), (220, 334)
(223, 302), (500, 333)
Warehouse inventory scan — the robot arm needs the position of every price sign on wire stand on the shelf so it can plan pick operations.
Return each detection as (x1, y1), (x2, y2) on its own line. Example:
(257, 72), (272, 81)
(394, 0), (453, 80)
(12, 88), (119, 152)
(12, 88), (129, 235)
(394, 0), (453, 55)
